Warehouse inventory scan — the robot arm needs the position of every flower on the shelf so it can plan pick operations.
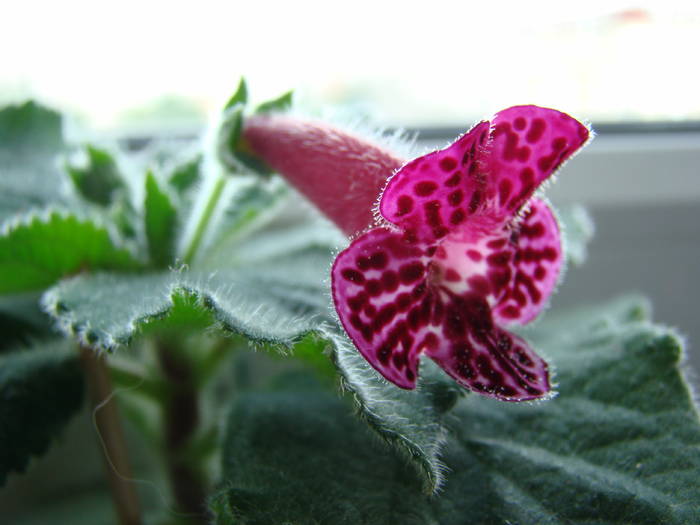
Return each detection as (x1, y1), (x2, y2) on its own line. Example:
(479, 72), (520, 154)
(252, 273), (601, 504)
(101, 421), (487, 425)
(244, 105), (590, 401)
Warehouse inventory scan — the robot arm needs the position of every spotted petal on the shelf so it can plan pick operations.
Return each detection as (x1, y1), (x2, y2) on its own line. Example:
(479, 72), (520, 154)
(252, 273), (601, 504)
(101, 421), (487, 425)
(483, 105), (590, 216)
(494, 198), (563, 325)
(332, 227), (430, 388)
(380, 121), (491, 243)
(423, 293), (550, 401)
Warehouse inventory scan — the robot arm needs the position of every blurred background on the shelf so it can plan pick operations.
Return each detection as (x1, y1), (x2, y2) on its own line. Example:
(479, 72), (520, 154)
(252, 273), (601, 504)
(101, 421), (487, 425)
(1, 0), (698, 364)
(1, 1), (699, 521)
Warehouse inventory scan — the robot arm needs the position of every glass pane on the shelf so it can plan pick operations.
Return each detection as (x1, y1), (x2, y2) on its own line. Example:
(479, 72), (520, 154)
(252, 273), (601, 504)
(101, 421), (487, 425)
(2, 1), (698, 130)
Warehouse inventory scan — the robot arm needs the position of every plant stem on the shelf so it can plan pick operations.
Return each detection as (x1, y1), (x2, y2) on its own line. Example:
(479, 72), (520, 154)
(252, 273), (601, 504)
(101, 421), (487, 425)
(80, 346), (142, 525)
(156, 338), (208, 523)
(182, 175), (227, 264)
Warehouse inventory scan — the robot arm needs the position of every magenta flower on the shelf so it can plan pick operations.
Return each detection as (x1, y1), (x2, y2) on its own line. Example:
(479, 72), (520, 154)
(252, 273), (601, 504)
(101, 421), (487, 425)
(244, 106), (589, 401)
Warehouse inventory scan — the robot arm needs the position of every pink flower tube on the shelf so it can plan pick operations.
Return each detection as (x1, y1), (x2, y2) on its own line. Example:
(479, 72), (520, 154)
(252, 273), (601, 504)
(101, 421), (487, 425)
(244, 106), (590, 401)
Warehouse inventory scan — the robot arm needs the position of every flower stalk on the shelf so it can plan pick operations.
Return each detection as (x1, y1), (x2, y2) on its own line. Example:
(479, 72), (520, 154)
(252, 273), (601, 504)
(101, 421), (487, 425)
(80, 346), (142, 525)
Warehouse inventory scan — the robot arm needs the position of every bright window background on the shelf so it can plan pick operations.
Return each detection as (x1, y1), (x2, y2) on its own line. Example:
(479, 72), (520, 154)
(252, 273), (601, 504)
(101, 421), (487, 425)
(1, 0), (699, 132)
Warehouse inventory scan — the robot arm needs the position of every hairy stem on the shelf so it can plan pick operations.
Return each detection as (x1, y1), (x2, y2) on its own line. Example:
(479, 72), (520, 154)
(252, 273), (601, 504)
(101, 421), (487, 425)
(80, 346), (142, 525)
(157, 339), (208, 523)
(182, 175), (227, 264)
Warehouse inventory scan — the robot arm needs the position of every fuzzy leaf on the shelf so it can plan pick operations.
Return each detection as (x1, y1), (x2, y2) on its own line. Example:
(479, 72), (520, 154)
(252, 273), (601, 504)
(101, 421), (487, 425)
(144, 172), (177, 267)
(211, 379), (431, 525)
(211, 297), (700, 524)
(0, 340), (84, 486)
(43, 216), (453, 491)
(66, 145), (125, 206)
(0, 101), (70, 223)
(0, 211), (140, 294)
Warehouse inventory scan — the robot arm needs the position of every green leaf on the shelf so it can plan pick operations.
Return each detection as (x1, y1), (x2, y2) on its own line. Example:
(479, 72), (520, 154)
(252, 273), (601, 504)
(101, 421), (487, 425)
(0, 211), (141, 294)
(0, 101), (70, 223)
(0, 340), (84, 486)
(211, 378), (431, 525)
(224, 78), (248, 110)
(0, 101), (63, 153)
(144, 172), (178, 267)
(168, 155), (202, 194)
(66, 145), (125, 206)
(211, 297), (700, 524)
(254, 90), (293, 114)
(43, 220), (451, 492)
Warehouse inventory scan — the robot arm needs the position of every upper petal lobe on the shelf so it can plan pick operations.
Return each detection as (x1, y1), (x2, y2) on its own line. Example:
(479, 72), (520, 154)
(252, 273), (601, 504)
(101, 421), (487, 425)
(482, 105), (590, 216)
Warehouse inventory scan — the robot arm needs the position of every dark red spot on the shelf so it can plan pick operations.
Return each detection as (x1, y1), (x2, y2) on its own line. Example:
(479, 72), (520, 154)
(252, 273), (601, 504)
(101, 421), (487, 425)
(422, 332), (439, 350)
(468, 275), (491, 295)
(377, 345), (392, 365)
(433, 226), (449, 239)
(439, 157), (457, 172)
(487, 238), (507, 249)
(534, 266), (546, 280)
(520, 167), (534, 186)
(424, 200), (442, 228)
(347, 292), (367, 312)
(503, 131), (519, 162)
(448, 189), (464, 206)
(381, 270), (399, 292)
(399, 262), (425, 284)
(393, 352), (407, 369)
(513, 288), (527, 306)
(498, 179), (512, 206)
(426, 246), (437, 257)
(445, 172), (461, 187)
(542, 247), (558, 261)
(514, 117), (527, 131)
(552, 137), (567, 151)
(526, 118), (546, 143)
(341, 268), (365, 283)
(412, 282), (427, 298)
(361, 326), (374, 342)
(396, 292), (412, 311)
(445, 268), (461, 282)
(468, 190), (482, 214)
(515, 348), (534, 367)
(366, 279), (382, 296)
(368, 251), (388, 269)
(350, 314), (364, 330)
(516, 147), (531, 162)
(396, 195), (414, 216)
(373, 304), (397, 330)
(364, 304), (377, 316)
(406, 369), (415, 382)
(490, 269), (512, 291)
(500, 305), (520, 319)
(477, 354), (504, 384)
(415, 181), (438, 196)
(487, 251), (511, 266)
(450, 209), (466, 225)
(521, 221), (545, 238)
(356, 256), (371, 271)
(467, 249), (483, 262)
(538, 155), (555, 172)
(494, 122), (511, 137)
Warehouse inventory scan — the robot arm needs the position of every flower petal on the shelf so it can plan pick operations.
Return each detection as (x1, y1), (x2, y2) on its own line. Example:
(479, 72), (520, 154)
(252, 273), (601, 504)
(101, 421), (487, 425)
(380, 121), (491, 243)
(423, 295), (551, 401)
(426, 225), (514, 306)
(493, 198), (563, 325)
(482, 105), (590, 216)
(331, 227), (431, 388)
